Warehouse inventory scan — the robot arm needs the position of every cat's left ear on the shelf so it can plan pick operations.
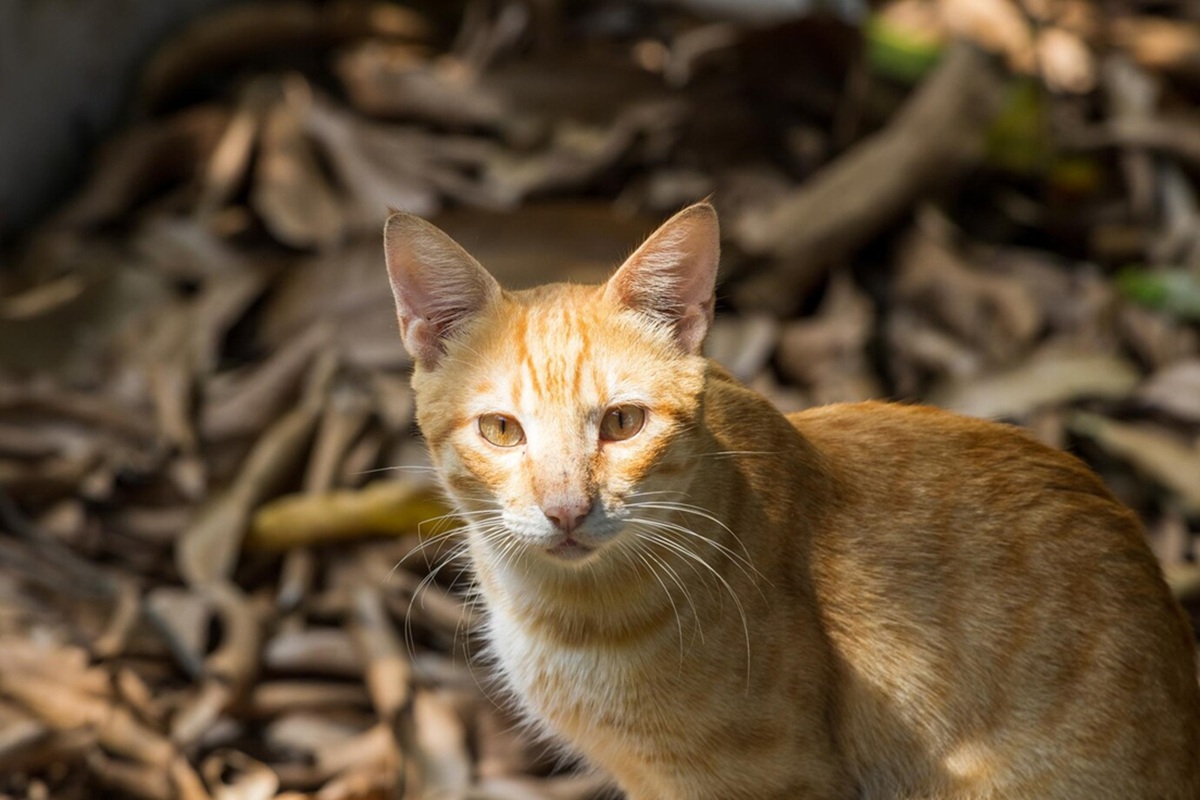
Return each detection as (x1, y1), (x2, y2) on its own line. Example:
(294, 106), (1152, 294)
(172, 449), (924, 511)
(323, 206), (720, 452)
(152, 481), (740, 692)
(383, 212), (501, 367)
(603, 202), (719, 354)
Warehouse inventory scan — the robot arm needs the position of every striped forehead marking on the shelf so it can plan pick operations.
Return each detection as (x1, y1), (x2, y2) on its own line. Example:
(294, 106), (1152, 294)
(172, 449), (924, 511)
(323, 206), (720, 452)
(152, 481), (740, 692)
(513, 304), (595, 409)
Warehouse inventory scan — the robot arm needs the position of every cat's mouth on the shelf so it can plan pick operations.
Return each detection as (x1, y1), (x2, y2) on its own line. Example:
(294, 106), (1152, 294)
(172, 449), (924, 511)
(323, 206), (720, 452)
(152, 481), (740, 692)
(545, 536), (595, 561)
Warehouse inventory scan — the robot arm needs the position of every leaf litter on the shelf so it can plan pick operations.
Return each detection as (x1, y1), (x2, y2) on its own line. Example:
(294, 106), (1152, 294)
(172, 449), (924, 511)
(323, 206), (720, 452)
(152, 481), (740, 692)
(3, 0), (1200, 797)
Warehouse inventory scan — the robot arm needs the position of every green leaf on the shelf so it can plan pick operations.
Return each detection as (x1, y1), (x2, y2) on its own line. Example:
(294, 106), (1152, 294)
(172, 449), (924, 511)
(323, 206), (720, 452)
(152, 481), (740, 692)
(1117, 267), (1200, 321)
(865, 15), (943, 84)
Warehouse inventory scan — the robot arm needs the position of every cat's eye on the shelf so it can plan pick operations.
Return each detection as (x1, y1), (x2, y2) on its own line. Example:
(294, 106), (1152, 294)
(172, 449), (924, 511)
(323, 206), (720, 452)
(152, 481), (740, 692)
(600, 405), (646, 442)
(479, 413), (525, 447)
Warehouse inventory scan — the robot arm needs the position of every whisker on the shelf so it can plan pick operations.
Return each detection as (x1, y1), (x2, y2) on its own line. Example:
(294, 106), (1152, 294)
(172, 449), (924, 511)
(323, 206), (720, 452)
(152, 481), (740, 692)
(629, 523), (752, 689)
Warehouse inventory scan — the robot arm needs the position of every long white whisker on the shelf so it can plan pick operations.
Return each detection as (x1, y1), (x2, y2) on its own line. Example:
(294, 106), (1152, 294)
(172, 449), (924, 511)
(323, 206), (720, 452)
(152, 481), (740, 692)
(630, 523), (752, 689)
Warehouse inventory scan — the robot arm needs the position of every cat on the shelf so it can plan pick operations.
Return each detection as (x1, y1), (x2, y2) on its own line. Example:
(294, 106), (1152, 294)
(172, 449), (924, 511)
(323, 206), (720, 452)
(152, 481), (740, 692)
(383, 202), (1200, 799)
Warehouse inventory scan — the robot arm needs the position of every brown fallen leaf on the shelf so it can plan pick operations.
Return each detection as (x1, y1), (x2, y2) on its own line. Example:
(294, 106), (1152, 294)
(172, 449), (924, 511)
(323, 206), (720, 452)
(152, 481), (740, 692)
(411, 690), (472, 800)
(1111, 16), (1200, 79)
(939, 0), (1035, 72)
(144, 587), (212, 678)
(893, 227), (1042, 366)
(928, 346), (1141, 420)
(263, 712), (363, 763)
(314, 722), (401, 785)
(176, 355), (334, 585)
(50, 106), (229, 230)
(732, 44), (1006, 314)
(252, 84), (347, 250)
(777, 272), (881, 405)
(1117, 304), (1200, 370)
(88, 750), (173, 800)
(202, 749), (280, 800)
(1069, 412), (1200, 515)
(246, 682), (372, 719)
(0, 670), (174, 768)
(140, 0), (432, 110)
(336, 43), (506, 128)
(350, 587), (412, 723)
(1137, 359), (1200, 424)
(202, 323), (332, 442)
(705, 314), (779, 383)
(263, 628), (364, 678)
(258, 243), (414, 373)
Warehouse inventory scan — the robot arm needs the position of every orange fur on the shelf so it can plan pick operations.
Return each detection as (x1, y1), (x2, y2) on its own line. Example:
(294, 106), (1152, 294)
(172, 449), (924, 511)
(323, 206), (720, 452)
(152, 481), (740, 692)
(384, 205), (1200, 799)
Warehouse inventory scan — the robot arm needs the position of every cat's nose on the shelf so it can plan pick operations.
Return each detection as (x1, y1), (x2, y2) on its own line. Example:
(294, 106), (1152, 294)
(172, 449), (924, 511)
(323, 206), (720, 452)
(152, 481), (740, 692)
(543, 500), (592, 533)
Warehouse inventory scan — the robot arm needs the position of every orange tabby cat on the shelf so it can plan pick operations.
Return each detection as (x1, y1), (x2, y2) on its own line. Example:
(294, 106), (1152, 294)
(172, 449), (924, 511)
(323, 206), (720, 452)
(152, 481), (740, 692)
(383, 203), (1200, 799)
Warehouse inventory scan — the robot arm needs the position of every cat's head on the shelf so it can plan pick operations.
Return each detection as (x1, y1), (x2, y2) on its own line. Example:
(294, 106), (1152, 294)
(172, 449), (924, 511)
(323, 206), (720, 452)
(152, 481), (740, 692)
(384, 204), (719, 570)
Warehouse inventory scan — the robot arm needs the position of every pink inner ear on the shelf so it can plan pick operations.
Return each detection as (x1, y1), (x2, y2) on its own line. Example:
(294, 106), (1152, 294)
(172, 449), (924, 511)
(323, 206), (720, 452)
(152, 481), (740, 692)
(383, 213), (500, 366)
(604, 204), (720, 353)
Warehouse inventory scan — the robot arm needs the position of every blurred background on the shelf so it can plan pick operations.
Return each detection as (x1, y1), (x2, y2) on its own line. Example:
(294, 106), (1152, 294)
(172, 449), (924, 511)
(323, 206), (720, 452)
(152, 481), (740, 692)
(2, 1), (1200, 798)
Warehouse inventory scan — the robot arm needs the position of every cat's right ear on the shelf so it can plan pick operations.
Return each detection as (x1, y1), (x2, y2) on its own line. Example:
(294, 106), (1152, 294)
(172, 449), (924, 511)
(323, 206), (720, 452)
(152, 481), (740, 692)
(603, 202), (719, 354)
(383, 212), (501, 367)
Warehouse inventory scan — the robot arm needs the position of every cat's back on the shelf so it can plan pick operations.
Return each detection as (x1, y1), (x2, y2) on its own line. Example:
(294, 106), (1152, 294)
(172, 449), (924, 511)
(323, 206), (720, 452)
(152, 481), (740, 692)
(785, 401), (1200, 799)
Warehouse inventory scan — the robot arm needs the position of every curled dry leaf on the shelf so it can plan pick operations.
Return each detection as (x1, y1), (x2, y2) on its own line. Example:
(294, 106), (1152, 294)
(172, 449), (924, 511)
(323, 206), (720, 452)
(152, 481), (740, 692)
(202, 323), (332, 442)
(412, 690), (472, 800)
(705, 314), (780, 383)
(482, 99), (686, 207)
(314, 722), (401, 784)
(263, 712), (362, 762)
(1069, 412), (1200, 515)
(1137, 359), (1200, 423)
(1036, 27), (1095, 93)
(1111, 16), (1200, 78)
(0, 670), (174, 768)
(246, 682), (372, 719)
(927, 346), (1140, 420)
(336, 43), (506, 128)
(732, 44), (1005, 314)
(938, 0), (1034, 72)
(88, 750), (173, 800)
(90, 578), (143, 659)
(305, 381), (374, 493)
(140, 0), (431, 110)
(246, 479), (449, 552)
(205, 582), (263, 691)
(777, 273), (881, 405)
(171, 755), (214, 800)
(350, 587), (411, 723)
(264, 628), (363, 678)
(259, 243), (413, 372)
(893, 229), (1042, 366)
(202, 749), (280, 800)
(252, 93), (347, 250)
(145, 587), (212, 678)
(176, 355), (334, 585)
(51, 107), (229, 230)
(1117, 303), (1200, 370)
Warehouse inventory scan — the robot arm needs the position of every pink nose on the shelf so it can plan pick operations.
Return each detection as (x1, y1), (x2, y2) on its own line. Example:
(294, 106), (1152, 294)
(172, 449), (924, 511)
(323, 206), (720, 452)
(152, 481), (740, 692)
(543, 501), (592, 533)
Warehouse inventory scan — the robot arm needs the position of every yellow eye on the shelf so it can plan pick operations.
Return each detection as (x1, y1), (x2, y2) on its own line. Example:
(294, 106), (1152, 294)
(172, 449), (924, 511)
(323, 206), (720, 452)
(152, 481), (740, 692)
(600, 405), (645, 442)
(479, 413), (525, 447)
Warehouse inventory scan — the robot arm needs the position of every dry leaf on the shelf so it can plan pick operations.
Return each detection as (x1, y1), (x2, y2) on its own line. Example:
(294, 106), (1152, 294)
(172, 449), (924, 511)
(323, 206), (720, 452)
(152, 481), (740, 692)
(1137, 359), (1200, 423)
(1069, 413), (1200, 514)
(928, 346), (1140, 420)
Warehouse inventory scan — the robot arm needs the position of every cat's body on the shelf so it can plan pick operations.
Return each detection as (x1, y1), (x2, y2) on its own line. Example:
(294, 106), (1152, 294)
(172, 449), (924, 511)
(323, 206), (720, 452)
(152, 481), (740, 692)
(384, 204), (1200, 799)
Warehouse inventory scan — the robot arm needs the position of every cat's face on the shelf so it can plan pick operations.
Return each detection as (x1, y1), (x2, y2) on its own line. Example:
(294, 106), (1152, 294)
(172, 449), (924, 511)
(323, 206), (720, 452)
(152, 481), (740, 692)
(385, 205), (719, 569)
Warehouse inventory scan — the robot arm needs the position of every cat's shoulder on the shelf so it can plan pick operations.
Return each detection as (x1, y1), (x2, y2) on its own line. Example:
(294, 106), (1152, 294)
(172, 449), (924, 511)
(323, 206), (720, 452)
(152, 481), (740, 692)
(787, 400), (1038, 447)
(786, 401), (1115, 501)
